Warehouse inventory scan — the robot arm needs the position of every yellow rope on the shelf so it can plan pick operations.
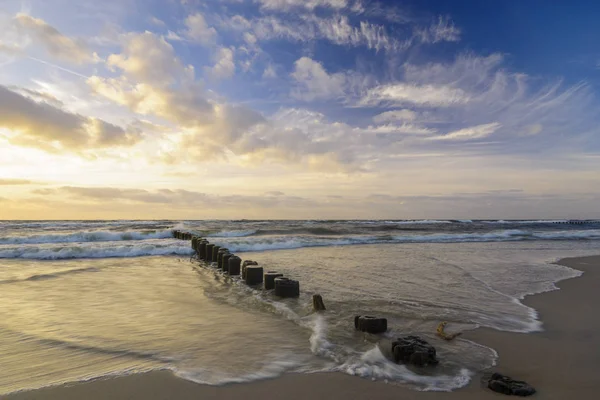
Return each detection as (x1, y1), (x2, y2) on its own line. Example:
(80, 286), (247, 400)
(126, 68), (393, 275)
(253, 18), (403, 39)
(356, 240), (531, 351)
(436, 321), (462, 341)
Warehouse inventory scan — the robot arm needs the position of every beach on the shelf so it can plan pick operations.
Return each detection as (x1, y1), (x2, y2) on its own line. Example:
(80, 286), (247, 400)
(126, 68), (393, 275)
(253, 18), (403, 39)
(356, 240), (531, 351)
(5, 254), (599, 400)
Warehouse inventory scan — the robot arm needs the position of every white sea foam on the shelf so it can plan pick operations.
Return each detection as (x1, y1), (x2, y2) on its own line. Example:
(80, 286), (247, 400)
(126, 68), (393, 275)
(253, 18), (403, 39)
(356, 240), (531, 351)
(0, 229), (174, 245)
(331, 345), (473, 391)
(173, 356), (306, 386)
(214, 229), (600, 253)
(0, 241), (193, 260)
(206, 229), (258, 238)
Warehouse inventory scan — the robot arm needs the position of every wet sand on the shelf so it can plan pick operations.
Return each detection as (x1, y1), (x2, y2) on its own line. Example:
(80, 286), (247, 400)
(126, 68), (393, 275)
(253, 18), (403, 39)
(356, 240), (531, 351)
(6, 255), (599, 400)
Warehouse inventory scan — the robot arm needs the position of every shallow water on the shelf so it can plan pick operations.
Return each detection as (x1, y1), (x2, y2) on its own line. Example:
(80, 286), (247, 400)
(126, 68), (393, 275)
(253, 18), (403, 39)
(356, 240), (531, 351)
(0, 220), (599, 394)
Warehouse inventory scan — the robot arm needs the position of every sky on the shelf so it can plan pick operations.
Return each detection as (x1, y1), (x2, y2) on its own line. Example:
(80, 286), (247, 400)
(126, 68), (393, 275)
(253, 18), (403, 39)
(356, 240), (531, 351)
(0, 0), (599, 220)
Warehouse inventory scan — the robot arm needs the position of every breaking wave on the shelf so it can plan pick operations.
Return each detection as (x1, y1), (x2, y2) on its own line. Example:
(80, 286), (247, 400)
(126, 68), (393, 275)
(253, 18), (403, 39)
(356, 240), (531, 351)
(0, 241), (193, 260)
(0, 229), (174, 245)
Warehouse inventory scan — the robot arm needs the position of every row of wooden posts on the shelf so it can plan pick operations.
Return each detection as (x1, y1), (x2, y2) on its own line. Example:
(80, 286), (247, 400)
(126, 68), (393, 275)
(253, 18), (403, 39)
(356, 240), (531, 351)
(172, 230), (301, 298)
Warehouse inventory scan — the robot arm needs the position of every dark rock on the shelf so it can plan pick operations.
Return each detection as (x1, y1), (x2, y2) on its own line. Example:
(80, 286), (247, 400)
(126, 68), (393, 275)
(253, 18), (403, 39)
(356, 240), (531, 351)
(488, 373), (536, 396)
(355, 316), (387, 334)
(391, 336), (438, 367)
(274, 277), (300, 298)
(264, 271), (284, 290)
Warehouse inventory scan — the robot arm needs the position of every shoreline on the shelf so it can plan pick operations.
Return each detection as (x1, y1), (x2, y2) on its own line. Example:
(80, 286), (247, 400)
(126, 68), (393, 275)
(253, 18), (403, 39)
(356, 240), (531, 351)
(5, 255), (599, 400)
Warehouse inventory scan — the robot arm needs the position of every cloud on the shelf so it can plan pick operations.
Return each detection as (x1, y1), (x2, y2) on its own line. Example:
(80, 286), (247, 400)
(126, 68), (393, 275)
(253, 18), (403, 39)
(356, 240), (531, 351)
(291, 57), (346, 100)
(206, 47), (235, 79)
(0, 179), (33, 185)
(9, 13), (96, 64)
(415, 16), (461, 43)
(433, 122), (502, 141)
(184, 12), (217, 44)
(38, 186), (316, 209)
(367, 123), (436, 135)
(263, 64), (277, 78)
(107, 31), (194, 86)
(359, 83), (470, 107)
(0, 85), (140, 151)
(256, 0), (350, 11)
(373, 109), (417, 123)
(89, 31), (267, 161)
(243, 14), (409, 53)
(149, 17), (166, 27)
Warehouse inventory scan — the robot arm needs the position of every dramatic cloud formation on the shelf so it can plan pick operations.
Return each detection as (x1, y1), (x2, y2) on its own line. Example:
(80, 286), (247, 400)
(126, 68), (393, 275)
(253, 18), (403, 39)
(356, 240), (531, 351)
(0, 0), (598, 218)
(0, 85), (140, 151)
(1, 13), (95, 64)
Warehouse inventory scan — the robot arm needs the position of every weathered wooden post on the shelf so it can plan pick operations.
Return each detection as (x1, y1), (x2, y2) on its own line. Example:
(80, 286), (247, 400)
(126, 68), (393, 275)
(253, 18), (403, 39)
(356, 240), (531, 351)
(222, 253), (233, 273)
(245, 265), (263, 286)
(264, 271), (284, 290)
(274, 277), (300, 298)
(212, 245), (221, 264)
(205, 244), (215, 262)
(228, 256), (242, 275)
(198, 240), (208, 260)
(217, 248), (229, 270)
(313, 294), (326, 311)
(242, 260), (258, 280)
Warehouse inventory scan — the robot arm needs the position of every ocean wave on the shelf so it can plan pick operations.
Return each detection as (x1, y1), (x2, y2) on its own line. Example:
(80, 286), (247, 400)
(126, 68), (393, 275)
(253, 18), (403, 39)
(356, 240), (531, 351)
(0, 267), (101, 284)
(173, 357), (306, 386)
(205, 229), (259, 238)
(0, 229), (174, 245)
(0, 241), (193, 260)
(334, 346), (473, 391)
(213, 229), (600, 252)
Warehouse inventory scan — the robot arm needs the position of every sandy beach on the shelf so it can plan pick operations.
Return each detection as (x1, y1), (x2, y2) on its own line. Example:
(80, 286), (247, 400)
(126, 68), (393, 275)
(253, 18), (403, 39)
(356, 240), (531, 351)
(5, 255), (599, 400)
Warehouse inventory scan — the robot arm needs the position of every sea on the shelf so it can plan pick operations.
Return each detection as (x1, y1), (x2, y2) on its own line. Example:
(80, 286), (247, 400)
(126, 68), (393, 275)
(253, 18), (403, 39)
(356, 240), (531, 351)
(1, 219), (599, 395)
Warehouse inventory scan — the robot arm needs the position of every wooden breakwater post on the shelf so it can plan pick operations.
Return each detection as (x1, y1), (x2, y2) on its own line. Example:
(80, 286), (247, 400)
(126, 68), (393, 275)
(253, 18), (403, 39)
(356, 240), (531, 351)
(211, 245), (221, 264)
(228, 256), (242, 275)
(313, 294), (326, 311)
(274, 277), (300, 298)
(264, 271), (284, 290)
(242, 260), (258, 280)
(205, 244), (215, 262)
(217, 247), (231, 272)
(245, 265), (263, 286)
(198, 240), (208, 260)
(217, 248), (229, 270)
(222, 253), (234, 273)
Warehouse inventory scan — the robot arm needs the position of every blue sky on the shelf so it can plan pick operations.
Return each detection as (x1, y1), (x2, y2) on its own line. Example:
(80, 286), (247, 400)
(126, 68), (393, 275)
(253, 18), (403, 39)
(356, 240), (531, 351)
(0, 0), (598, 219)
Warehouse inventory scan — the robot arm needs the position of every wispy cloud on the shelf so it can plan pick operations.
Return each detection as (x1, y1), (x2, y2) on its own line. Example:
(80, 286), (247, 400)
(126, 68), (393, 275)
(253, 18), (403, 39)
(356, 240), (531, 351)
(432, 122), (501, 140)
(0, 178), (34, 185)
(3, 13), (97, 64)
(359, 83), (470, 107)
